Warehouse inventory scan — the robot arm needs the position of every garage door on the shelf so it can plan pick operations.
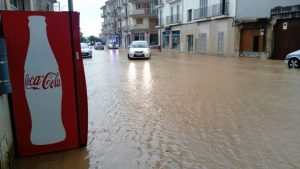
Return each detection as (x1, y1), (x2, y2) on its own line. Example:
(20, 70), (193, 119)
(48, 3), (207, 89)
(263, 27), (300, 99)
(272, 18), (300, 60)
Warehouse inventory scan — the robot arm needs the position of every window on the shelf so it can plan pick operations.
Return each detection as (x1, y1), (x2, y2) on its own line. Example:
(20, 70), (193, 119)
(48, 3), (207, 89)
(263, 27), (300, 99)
(187, 35), (193, 52)
(159, 10), (163, 25)
(217, 32), (224, 55)
(200, 0), (208, 8)
(199, 33), (207, 54)
(134, 33), (145, 41)
(172, 31), (180, 50)
(163, 32), (170, 48)
(199, 0), (208, 17)
(10, 0), (19, 9)
(149, 18), (157, 28)
(187, 9), (192, 22)
(0, 0), (4, 9)
(136, 18), (143, 24)
(136, 3), (142, 9)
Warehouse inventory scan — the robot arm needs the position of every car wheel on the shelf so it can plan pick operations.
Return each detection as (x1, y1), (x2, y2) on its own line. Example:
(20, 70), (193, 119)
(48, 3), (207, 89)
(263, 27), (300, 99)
(128, 54), (131, 60)
(288, 58), (299, 69)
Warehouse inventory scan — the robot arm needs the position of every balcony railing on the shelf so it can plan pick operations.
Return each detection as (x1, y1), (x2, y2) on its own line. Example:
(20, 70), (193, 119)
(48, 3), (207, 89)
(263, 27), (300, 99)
(166, 14), (182, 25)
(129, 8), (158, 16)
(155, 0), (164, 7)
(129, 24), (151, 30)
(193, 1), (229, 20)
(166, 0), (180, 3)
(193, 6), (208, 20)
(212, 1), (229, 17)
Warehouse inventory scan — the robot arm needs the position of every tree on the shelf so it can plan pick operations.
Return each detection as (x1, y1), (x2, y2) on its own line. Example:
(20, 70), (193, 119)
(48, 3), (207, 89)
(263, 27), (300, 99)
(80, 32), (88, 42)
(88, 35), (100, 43)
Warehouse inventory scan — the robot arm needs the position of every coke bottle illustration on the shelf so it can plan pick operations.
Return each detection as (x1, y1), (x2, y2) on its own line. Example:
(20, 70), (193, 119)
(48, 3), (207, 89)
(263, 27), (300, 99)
(24, 16), (66, 145)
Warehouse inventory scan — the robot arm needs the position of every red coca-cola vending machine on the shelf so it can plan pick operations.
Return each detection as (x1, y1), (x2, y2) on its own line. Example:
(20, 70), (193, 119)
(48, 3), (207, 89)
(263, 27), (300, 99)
(0, 11), (88, 157)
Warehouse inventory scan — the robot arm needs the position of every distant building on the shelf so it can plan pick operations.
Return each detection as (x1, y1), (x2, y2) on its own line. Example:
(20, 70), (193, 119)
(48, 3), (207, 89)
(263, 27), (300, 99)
(156, 0), (300, 58)
(270, 4), (300, 60)
(101, 0), (158, 48)
(235, 0), (300, 58)
(156, 0), (235, 56)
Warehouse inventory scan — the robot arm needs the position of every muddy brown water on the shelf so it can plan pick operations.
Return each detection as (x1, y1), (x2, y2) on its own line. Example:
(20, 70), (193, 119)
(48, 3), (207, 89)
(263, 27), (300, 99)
(15, 49), (300, 169)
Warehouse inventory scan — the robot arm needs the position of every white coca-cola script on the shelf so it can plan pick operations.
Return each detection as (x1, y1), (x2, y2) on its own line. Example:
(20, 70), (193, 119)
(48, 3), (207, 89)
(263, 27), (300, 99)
(25, 72), (62, 90)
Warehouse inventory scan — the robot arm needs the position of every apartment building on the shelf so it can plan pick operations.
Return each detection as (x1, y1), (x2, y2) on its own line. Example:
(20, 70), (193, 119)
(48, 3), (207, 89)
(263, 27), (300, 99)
(235, 0), (300, 58)
(101, 0), (158, 48)
(156, 0), (235, 56)
(157, 0), (300, 57)
(0, 1), (56, 168)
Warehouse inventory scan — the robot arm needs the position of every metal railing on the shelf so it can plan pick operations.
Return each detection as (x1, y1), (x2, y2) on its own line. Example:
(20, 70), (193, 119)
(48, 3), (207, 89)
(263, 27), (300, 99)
(129, 24), (151, 30)
(193, 1), (229, 20)
(193, 6), (208, 20)
(129, 8), (158, 16)
(166, 0), (180, 3)
(155, 0), (164, 7)
(166, 14), (182, 25)
(212, 1), (229, 17)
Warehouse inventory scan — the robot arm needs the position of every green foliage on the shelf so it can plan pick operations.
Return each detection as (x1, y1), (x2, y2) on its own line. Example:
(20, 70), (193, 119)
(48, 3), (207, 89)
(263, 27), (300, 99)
(88, 35), (100, 43)
(80, 32), (88, 42)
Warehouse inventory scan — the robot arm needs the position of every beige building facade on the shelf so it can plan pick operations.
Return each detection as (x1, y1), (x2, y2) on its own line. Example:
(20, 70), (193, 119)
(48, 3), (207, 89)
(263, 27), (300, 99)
(101, 0), (158, 48)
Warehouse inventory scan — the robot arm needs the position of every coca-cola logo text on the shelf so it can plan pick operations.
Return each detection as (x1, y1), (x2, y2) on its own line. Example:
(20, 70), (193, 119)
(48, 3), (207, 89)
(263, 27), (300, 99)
(25, 72), (62, 90)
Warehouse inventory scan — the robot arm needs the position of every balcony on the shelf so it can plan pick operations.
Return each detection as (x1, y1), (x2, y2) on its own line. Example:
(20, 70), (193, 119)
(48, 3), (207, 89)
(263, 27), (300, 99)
(128, 0), (154, 2)
(166, 0), (180, 4)
(193, 1), (229, 20)
(211, 1), (229, 17)
(129, 8), (158, 16)
(166, 14), (182, 25)
(271, 4), (300, 19)
(129, 24), (153, 30)
(193, 6), (208, 20)
(155, 0), (164, 8)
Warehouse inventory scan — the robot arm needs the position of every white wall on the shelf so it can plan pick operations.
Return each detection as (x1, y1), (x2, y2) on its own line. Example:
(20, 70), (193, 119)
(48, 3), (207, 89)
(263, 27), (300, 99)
(236, 0), (300, 20)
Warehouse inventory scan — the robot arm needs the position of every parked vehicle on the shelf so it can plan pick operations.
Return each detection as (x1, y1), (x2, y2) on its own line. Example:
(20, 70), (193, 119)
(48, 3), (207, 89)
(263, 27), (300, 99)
(284, 49), (300, 69)
(94, 42), (104, 50)
(80, 43), (92, 58)
(108, 42), (118, 49)
(128, 41), (151, 59)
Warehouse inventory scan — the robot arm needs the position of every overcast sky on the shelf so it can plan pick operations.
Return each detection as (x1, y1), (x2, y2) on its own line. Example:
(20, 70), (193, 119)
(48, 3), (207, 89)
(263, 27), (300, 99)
(59, 0), (105, 37)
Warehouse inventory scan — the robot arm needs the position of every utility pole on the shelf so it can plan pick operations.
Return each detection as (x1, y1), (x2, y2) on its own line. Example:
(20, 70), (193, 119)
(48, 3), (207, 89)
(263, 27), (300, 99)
(68, 0), (73, 11)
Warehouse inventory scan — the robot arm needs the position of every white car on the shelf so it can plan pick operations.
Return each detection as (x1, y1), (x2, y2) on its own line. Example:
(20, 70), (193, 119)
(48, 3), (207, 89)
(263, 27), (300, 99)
(80, 43), (92, 58)
(128, 41), (151, 59)
(284, 50), (300, 69)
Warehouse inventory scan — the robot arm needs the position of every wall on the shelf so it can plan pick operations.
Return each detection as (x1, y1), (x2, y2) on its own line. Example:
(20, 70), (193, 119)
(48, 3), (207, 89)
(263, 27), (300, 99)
(236, 0), (300, 20)
(0, 2), (15, 168)
(0, 95), (14, 169)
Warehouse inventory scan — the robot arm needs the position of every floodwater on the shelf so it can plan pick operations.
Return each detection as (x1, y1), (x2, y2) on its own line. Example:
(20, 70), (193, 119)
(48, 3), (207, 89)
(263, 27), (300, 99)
(15, 49), (300, 169)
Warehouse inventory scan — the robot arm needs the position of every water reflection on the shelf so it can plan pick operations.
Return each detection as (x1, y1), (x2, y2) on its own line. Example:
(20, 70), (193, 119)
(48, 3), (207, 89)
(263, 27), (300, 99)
(143, 61), (152, 92)
(109, 49), (119, 65)
(128, 62), (136, 82)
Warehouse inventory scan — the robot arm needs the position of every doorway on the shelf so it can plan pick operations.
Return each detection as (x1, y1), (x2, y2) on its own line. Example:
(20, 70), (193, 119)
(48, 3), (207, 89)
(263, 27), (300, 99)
(187, 35), (193, 52)
(253, 36), (259, 52)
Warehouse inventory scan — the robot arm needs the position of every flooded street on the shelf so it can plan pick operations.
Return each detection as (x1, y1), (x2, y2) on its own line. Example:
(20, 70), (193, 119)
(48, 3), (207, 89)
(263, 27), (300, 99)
(15, 49), (300, 169)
